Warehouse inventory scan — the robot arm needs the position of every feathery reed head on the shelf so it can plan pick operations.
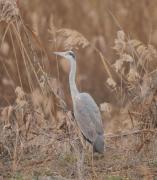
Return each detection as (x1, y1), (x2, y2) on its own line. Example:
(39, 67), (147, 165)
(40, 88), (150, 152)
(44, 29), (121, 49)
(0, 0), (19, 23)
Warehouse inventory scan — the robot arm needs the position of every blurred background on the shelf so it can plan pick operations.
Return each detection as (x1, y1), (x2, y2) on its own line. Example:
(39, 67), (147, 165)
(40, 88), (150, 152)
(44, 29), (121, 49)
(1, 0), (157, 107)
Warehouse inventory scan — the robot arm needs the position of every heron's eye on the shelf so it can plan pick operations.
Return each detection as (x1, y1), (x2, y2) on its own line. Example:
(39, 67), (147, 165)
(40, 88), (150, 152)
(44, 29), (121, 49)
(69, 51), (75, 59)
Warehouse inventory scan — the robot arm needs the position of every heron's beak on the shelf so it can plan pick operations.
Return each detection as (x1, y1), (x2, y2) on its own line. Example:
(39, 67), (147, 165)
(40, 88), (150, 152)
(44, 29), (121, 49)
(53, 51), (66, 58)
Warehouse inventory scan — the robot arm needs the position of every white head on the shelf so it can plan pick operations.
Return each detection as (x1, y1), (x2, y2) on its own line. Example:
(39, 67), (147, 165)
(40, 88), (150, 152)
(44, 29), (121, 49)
(54, 50), (76, 61)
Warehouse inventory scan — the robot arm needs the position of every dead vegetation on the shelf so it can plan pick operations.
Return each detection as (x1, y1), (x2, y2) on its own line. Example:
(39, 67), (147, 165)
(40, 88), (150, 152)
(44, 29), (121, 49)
(0, 0), (157, 179)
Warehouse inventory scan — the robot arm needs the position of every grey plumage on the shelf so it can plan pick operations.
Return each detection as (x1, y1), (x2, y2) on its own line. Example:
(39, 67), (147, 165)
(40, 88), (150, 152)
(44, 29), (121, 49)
(54, 50), (104, 153)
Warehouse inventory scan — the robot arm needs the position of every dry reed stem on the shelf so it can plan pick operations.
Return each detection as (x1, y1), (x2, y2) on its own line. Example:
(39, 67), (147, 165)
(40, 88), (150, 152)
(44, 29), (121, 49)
(10, 22), (33, 92)
(0, 21), (11, 47)
(11, 22), (45, 94)
(94, 47), (114, 82)
(9, 27), (23, 89)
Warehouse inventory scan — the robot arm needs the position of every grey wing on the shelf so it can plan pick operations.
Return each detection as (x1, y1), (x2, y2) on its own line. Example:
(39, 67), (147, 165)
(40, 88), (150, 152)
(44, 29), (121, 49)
(73, 93), (104, 143)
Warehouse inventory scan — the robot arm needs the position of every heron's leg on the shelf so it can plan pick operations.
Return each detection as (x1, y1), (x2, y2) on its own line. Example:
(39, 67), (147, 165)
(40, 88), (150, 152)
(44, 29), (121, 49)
(86, 141), (92, 152)
(91, 148), (97, 178)
(80, 133), (92, 152)
(78, 130), (86, 150)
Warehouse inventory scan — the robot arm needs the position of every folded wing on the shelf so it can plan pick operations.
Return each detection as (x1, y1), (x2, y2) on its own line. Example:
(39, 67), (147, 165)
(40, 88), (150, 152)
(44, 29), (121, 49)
(73, 93), (104, 143)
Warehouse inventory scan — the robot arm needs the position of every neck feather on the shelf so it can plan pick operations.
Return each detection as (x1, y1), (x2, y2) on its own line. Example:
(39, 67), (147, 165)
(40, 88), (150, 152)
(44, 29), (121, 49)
(69, 60), (79, 99)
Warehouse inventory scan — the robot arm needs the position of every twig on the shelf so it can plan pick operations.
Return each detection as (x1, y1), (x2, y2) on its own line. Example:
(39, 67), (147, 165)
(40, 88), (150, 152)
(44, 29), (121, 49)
(105, 129), (157, 138)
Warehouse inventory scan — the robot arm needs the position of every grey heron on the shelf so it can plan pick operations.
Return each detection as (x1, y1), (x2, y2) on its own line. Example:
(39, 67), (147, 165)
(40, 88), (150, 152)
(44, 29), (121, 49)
(54, 50), (104, 153)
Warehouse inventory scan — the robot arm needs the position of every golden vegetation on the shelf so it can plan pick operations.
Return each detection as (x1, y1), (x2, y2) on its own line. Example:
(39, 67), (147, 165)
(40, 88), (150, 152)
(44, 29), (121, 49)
(0, 0), (157, 179)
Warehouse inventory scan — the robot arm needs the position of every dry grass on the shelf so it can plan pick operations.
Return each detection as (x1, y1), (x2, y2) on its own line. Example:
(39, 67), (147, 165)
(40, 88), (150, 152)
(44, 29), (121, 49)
(0, 0), (157, 179)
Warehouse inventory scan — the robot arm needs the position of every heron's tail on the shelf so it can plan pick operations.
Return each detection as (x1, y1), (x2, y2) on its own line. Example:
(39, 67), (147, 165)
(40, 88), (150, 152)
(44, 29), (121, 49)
(93, 135), (104, 154)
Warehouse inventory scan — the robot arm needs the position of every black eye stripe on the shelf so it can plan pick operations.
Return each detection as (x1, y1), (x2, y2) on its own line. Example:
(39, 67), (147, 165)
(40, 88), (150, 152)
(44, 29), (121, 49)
(69, 51), (75, 59)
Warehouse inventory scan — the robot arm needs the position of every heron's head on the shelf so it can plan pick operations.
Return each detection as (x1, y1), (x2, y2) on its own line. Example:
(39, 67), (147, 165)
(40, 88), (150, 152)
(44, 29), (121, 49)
(54, 50), (76, 61)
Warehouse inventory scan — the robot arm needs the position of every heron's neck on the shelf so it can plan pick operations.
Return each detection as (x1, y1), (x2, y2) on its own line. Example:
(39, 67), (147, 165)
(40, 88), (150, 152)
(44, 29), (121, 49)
(69, 60), (79, 99)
